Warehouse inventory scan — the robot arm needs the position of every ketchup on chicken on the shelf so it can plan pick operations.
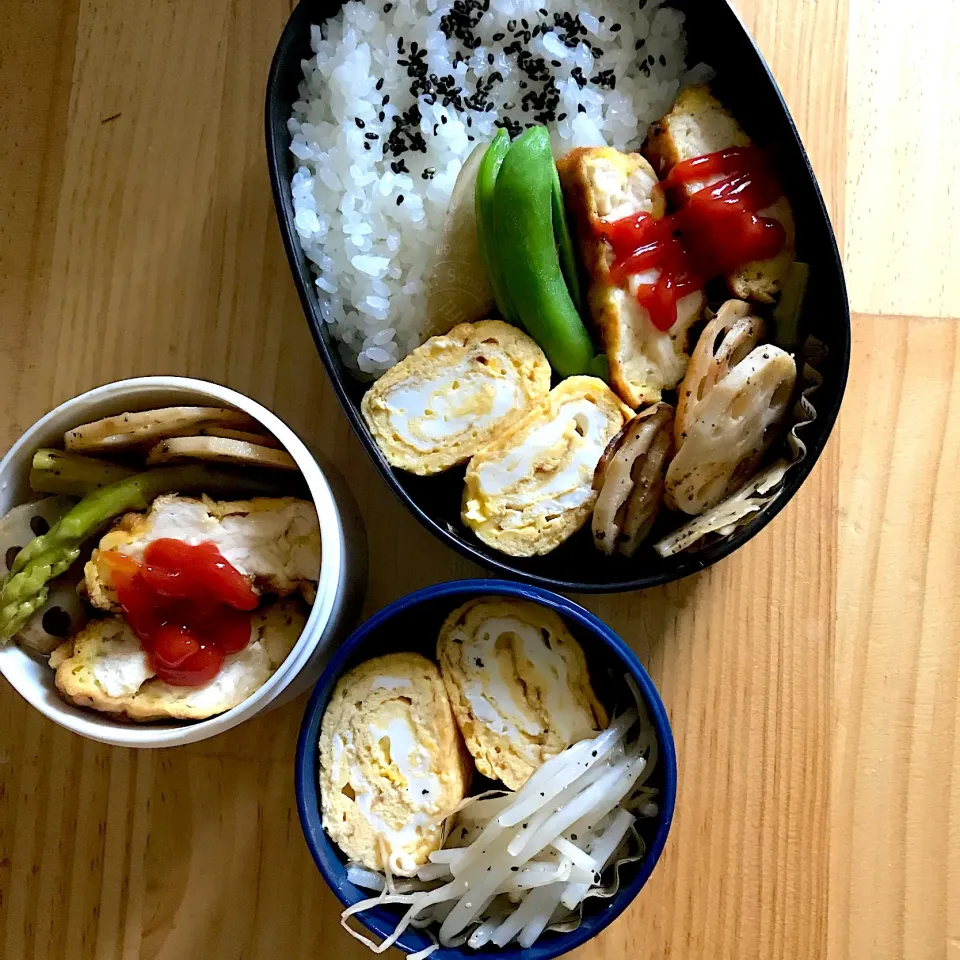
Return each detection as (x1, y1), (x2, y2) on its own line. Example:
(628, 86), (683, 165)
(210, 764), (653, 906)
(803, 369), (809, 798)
(102, 540), (259, 686)
(593, 145), (786, 332)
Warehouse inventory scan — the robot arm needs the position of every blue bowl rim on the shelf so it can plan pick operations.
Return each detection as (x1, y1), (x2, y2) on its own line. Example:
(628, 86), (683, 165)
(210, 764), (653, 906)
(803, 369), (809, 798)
(294, 579), (678, 960)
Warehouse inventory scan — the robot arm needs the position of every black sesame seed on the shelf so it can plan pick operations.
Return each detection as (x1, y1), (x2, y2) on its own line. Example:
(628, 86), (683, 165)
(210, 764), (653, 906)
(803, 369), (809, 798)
(599, 15), (605, 22)
(659, 54), (667, 65)
(379, 111), (385, 121)
(376, 77), (384, 90)
(365, 132), (378, 140)
(578, 104), (585, 112)
(383, 94), (390, 104)
(355, 117), (365, 128)
(383, 2), (392, 9)
(363, 142), (371, 150)
(635, 38), (645, 50)
(468, 134), (475, 140)
(571, 834), (578, 841)
(539, 7), (547, 14)
(511, 866), (519, 872)
(441, 115), (448, 124)
(396, 194), (404, 205)
(493, 31), (505, 41)
(487, 52), (494, 64)
(521, 18), (528, 28)
(611, 22), (621, 31)
(410, 40), (418, 53)
(558, 112), (567, 120)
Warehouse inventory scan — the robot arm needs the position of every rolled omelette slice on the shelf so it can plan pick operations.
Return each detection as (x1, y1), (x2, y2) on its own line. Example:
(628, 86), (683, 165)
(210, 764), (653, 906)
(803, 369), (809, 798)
(318, 652), (470, 876)
(462, 376), (632, 557)
(437, 596), (608, 790)
(361, 319), (551, 475)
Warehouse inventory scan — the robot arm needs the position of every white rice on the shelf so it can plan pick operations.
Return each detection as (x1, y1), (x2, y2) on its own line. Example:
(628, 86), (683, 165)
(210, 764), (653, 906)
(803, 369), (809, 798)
(289, 0), (704, 376)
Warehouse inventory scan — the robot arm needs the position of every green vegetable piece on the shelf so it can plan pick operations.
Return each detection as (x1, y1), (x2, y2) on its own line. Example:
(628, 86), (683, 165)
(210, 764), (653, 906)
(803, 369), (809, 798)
(587, 353), (610, 382)
(772, 261), (810, 351)
(492, 127), (597, 377)
(30, 448), (137, 496)
(0, 464), (302, 642)
(475, 130), (518, 325)
(551, 163), (583, 313)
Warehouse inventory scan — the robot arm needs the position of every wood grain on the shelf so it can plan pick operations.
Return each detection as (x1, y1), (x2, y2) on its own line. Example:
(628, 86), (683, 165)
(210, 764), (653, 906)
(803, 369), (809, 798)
(0, 0), (954, 958)
(832, 315), (960, 960)
(844, 0), (960, 318)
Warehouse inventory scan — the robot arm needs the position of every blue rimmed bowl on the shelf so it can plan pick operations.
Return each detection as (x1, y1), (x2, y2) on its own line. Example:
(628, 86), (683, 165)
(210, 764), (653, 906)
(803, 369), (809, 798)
(295, 579), (677, 959)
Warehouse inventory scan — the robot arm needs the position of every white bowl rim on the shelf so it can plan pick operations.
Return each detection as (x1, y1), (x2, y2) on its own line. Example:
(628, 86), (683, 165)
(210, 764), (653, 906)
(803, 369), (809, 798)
(0, 375), (345, 747)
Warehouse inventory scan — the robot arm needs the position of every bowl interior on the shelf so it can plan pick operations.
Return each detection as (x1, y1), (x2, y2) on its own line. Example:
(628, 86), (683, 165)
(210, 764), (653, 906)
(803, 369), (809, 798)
(266, 0), (850, 593)
(295, 580), (677, 959)
(0, 377), (353, 748)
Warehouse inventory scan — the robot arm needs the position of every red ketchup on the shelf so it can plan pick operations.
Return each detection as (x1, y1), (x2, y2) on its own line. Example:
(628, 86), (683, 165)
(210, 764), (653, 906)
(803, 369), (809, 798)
(594, 146), (787, 332)
(102, 540), (259, 686)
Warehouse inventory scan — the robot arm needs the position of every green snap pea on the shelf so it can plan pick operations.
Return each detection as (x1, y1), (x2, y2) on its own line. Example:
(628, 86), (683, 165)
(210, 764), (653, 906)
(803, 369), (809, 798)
(551, 162), (583, 314)
(475, 130), (518, 325)
(492, 127), (596, 377)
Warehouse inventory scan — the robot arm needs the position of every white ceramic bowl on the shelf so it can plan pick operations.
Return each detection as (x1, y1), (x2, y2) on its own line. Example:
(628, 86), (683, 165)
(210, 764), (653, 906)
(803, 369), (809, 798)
(0, 377), (367, 747)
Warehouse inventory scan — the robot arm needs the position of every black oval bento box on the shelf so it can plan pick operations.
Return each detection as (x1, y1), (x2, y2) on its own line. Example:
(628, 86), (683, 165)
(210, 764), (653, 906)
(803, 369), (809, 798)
(265, 0), (849, 593)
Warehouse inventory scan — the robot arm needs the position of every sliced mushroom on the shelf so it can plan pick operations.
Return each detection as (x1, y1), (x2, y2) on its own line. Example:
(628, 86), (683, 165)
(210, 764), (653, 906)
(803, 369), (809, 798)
(675, 300), (764, 449)
(145, 436), (298, 471)
(592, 403), (674, 555)
(665, 345), (797, 515)
(64, 406), (261, 452)
(618, 425), (673, 557)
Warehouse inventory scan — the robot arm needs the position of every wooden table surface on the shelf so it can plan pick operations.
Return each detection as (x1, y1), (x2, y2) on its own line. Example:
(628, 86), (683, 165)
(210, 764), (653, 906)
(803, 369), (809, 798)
(1, 0), (958, 957)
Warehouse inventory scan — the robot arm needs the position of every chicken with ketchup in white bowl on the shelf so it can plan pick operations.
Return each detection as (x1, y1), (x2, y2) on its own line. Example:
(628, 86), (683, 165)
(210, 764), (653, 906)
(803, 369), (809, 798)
(0, 377), (365, 747)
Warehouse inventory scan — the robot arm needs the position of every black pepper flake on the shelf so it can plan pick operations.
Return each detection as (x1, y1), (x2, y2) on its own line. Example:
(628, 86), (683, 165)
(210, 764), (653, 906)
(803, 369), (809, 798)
(422, 788), (429, 795)
(591, 750), (598, 757)
(396, 194), (404, 205)
(475, 658), (484, 668)
(571, 834), (578, 841)
(354, 117), (365, 128)
(376, 77), (384, 90)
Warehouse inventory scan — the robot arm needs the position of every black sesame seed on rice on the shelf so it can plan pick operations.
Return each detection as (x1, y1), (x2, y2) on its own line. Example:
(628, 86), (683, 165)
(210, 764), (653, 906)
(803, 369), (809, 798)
(376, 77), (384, 90)
(396, 194), (404, 205)
(355, 117), (365, 128)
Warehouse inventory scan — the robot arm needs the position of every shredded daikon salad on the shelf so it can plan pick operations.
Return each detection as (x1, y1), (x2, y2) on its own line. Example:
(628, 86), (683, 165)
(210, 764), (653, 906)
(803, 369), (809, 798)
(340, 676), (660, 955)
